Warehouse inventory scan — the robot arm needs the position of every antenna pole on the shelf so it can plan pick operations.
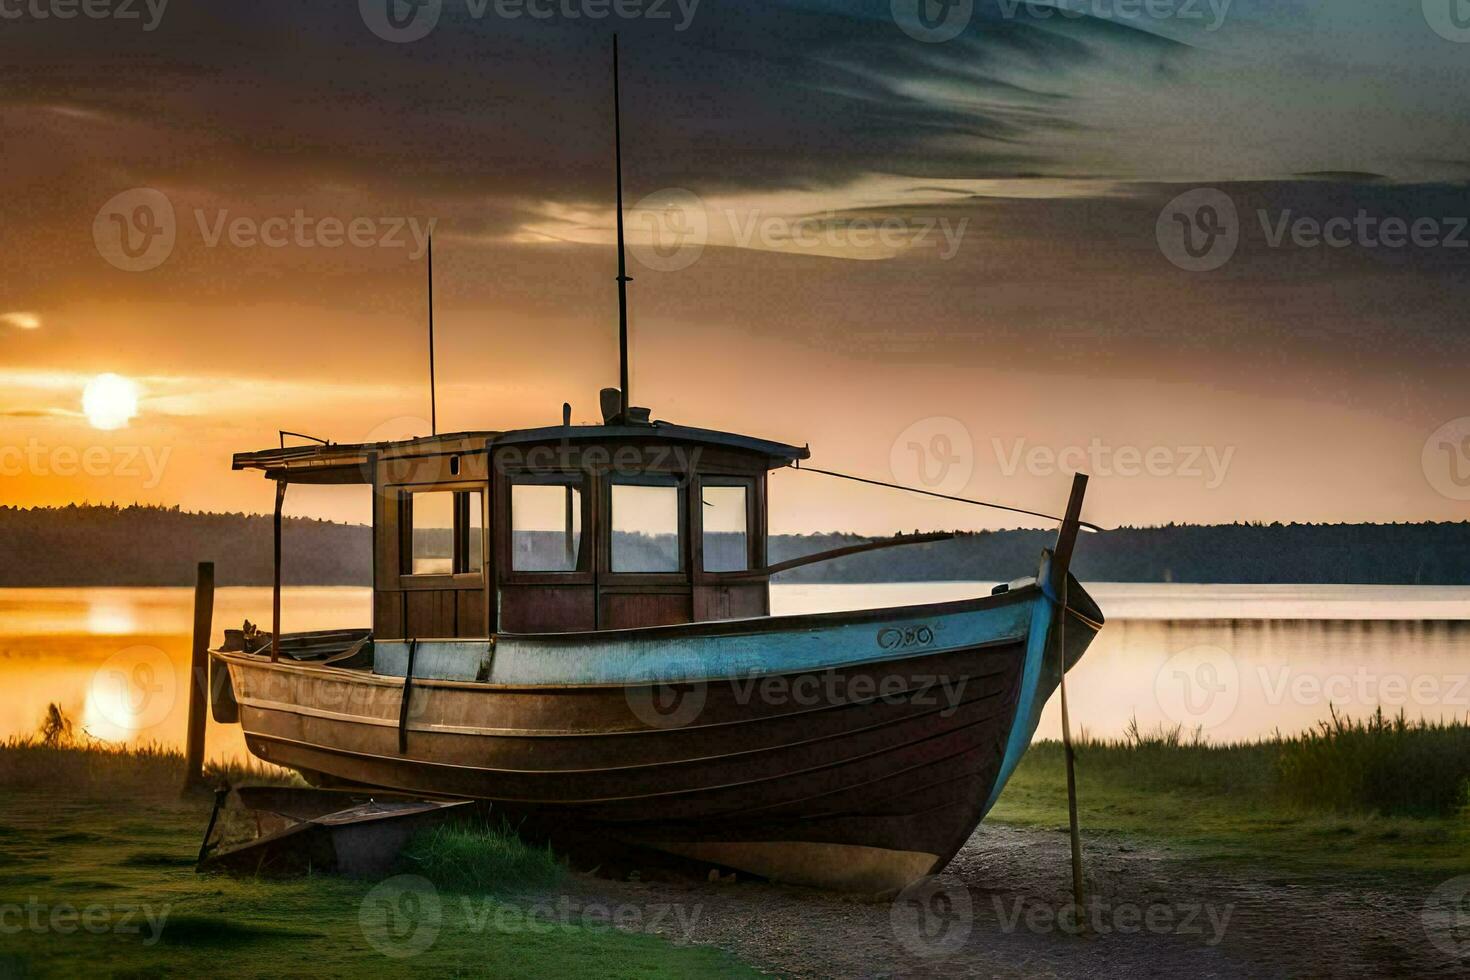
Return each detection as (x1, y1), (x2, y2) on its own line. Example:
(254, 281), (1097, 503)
(613, 34), (631, 420)
(427, 233), (437, 436)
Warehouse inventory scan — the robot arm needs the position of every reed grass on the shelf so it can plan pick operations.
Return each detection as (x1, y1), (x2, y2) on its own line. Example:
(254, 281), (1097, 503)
(1275, 707), (1470, 817)
(397, 815), (565, 893)
(1, 703), (292, 797)
(1024, 709), (1470, 818)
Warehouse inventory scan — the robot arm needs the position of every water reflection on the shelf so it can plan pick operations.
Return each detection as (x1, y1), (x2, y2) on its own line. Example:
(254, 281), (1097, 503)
(1033, 617), (1470, 743)
(84, 596), (138, 636)
(0, 587), (369, 763)
(0, 584), (1467, 763)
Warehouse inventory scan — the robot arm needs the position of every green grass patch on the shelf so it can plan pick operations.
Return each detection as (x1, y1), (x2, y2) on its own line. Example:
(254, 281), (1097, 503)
(398, 816), (563, 894)
(0, 737), (755, 980)
(992, 713), (1470, 875)
(151, 913), (324, 948)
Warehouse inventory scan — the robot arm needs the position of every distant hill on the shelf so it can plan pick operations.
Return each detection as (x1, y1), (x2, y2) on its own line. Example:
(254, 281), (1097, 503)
(1, 504), (1466, 587)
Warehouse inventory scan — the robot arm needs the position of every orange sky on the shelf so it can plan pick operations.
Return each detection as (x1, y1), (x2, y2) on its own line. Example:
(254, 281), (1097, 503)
(3, 8), (1468, 534)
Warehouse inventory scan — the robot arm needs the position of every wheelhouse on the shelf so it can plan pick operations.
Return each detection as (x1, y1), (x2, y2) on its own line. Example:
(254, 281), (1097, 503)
(233, 420), (809, 637)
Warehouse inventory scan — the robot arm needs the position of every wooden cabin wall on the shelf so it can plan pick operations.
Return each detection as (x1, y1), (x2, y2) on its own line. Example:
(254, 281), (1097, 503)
(494, 440), (772, 633)
(373, 449), (490, 640)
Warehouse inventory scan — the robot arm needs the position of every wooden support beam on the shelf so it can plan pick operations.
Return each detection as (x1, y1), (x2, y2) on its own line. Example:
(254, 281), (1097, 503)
(272, 480), (286, 662)
(1051, 472), (1089, 925)
(182, 560), (215, 792)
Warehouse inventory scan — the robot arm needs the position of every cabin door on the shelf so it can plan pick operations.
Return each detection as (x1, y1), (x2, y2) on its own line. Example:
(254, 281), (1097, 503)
(596, 475), (693, 629)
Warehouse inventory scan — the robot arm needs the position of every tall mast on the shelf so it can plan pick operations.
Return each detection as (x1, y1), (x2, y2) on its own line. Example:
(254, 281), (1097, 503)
(427, 232), (437, 436)
(613, 34), (631, 420)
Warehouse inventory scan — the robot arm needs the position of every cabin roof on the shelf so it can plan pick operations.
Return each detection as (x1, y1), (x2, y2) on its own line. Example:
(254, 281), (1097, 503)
(490, 423), (809, 464)
(233, 421), (808, 484)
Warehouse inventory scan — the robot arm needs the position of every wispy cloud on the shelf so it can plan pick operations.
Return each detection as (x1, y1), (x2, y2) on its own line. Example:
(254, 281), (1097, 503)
(2, 311), (41, 330)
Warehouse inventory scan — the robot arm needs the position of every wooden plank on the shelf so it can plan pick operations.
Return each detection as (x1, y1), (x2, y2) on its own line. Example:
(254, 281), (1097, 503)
(272, 481), (286, 662)
(437, 590), (458, 637)
(374, 590), (403, 639)
(457, 589), (485, 638)
(498, 585), (596, 633)
(405, 590), (435, 637)
(599, 592), (691, 630)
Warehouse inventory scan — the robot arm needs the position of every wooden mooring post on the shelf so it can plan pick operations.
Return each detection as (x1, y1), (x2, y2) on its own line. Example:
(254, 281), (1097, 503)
(183, 560), (215, 792)
(1050, 474), (1089, 926)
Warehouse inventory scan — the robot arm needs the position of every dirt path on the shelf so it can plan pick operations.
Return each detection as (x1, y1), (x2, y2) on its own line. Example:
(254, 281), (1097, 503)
(569, 824), (1466, 978)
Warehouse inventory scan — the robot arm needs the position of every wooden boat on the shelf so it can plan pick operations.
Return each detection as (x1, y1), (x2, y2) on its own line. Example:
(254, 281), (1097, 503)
(209, 423), (1101, 891)
(206, 39), (1104, 893)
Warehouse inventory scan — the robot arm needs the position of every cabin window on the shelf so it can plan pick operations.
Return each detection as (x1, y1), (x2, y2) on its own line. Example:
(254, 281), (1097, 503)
(511, 482), (584, 572)
(701, 484), (749, 572)
(404, 489), (483, 576)
(610, 483), (682, 573)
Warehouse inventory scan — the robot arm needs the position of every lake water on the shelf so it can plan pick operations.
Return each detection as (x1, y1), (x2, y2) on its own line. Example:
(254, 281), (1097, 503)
(2, 584), (1467, 764)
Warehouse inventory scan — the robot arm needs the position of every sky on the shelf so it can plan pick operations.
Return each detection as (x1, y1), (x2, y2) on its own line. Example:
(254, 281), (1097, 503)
(2, 0), (1468, 534)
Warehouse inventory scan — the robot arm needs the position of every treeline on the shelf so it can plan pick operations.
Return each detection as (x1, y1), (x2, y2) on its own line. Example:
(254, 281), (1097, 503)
(0, 503), (371, 586)
(1, 505), (1467, 586)
(769, 522), (1470, 585)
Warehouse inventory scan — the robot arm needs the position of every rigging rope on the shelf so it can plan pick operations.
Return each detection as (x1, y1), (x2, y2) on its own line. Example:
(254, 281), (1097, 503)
(790, 464), (1103, 533)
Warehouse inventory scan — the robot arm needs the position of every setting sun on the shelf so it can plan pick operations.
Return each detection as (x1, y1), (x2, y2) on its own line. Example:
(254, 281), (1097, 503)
(82, 373), (139, 430)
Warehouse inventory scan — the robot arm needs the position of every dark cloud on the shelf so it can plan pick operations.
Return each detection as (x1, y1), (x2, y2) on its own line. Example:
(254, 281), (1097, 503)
(0, 0), (1185, 200)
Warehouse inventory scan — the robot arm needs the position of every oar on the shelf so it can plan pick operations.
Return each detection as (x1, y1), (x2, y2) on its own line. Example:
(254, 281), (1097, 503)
(1049, 473), (1089, 926)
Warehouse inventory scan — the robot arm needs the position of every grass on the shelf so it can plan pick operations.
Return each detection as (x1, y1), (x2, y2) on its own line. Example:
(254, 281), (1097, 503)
(1277, 708), (1470, 817)
(397, 816), (564, 894)
(4, 703), (291, 797)
(991, 712), (1470, 875)
(0, 718), (754, 980)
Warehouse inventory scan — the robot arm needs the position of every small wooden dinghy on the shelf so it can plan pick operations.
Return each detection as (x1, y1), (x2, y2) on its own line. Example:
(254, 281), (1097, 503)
(205, 39), (1103, 893)
(197, 785), (471, 877)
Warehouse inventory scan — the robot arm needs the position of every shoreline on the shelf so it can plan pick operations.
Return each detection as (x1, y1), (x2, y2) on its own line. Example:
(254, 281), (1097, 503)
(2, 741), (1464, 979)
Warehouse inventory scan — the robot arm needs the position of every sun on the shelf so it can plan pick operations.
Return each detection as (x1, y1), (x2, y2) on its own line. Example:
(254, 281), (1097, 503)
(82, 373), (140, 430)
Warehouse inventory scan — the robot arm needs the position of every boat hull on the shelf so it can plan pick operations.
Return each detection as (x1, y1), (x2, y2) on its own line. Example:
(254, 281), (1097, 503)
(217, 581), (1100, 892)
